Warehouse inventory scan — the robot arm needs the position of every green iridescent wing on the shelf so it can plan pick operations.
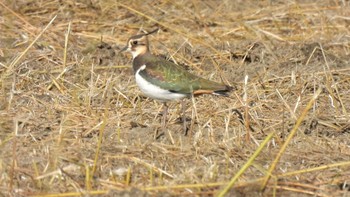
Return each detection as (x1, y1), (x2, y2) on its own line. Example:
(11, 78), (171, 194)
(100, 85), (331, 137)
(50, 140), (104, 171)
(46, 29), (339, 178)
(138, 55), (227, 94)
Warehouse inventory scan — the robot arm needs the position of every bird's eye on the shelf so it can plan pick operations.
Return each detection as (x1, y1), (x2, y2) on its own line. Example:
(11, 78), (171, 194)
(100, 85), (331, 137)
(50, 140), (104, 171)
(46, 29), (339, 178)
(132, 40), (138, 45)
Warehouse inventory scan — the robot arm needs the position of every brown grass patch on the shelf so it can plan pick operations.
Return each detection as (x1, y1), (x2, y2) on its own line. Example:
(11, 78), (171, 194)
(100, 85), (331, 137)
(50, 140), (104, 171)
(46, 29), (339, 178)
(1, 0), (350, 196)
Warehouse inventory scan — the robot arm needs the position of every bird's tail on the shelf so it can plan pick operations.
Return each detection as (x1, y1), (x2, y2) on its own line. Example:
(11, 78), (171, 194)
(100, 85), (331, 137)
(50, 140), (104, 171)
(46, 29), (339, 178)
(193, 80), (234, 96)
(213, 85), (234, 96)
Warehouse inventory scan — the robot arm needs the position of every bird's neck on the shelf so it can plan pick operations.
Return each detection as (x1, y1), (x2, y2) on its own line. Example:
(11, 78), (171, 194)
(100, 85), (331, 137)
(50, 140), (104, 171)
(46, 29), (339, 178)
(132, 51), (153, 73)
(131, 47), (149, 60)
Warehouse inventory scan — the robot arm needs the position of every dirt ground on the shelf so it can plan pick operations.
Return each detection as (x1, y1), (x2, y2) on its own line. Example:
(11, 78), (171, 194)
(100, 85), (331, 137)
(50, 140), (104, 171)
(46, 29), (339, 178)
(1, 0), (350, 196)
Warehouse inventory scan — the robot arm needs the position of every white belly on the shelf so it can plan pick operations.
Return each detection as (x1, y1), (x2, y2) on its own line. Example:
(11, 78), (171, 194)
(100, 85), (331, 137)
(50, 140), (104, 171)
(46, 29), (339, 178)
(135, 65), (187, 101)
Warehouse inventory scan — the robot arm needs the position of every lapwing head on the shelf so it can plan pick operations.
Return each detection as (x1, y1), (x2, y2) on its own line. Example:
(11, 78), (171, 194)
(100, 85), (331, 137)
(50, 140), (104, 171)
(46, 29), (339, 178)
(120, 28), (159, 59)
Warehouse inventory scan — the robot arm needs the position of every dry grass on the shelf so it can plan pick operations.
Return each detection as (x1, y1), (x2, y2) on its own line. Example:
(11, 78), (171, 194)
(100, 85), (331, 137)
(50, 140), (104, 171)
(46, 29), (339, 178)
(1, 0), (350, 196)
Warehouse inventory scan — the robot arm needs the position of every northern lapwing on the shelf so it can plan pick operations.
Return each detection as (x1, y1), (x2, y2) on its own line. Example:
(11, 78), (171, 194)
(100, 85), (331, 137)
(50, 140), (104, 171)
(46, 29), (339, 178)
(120, 28), (233, 134)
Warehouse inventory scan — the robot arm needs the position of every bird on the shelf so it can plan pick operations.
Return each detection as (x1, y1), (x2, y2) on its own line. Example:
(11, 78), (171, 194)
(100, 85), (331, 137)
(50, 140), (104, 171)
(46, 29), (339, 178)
(120, 28), (233, 135)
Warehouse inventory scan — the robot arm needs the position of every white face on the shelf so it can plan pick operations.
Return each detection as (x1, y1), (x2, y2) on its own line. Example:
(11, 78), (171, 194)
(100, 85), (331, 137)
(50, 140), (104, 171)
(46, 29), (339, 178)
(121, 29), (158, 58)
(127, 37), (148, 59)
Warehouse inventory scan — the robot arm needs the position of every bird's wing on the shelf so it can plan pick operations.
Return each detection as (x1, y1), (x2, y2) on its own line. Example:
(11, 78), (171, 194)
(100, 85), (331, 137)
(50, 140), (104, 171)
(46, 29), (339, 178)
(138, 56), (229, 95)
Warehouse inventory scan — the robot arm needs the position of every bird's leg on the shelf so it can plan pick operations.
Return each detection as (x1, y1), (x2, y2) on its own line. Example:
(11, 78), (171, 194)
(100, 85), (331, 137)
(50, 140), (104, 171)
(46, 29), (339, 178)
(161, 102), (168, 133)
(161, 102), (175, 144)
(181, 99), (188, 135)
(154, 102), (168, 139)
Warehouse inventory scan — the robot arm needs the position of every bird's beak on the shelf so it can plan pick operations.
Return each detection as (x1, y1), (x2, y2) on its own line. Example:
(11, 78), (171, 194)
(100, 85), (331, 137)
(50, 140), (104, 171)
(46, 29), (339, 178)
(119, 45), (129, 53)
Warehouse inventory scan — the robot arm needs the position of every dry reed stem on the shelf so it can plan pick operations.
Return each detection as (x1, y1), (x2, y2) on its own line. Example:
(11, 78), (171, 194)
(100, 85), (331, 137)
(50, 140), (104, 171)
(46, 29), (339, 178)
(1, 15), (57, 86)
(46, 21), (72, 90)
(261, 87), (323, 190)
(217, 131), (274, 197)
